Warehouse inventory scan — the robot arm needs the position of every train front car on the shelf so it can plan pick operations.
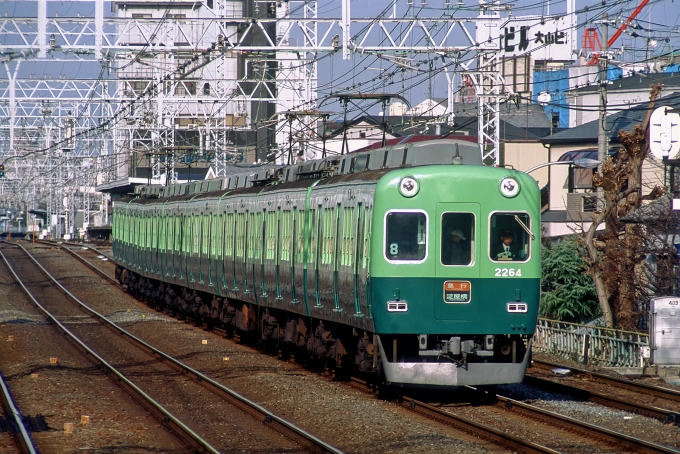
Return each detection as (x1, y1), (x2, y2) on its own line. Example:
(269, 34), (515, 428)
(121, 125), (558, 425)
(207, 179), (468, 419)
(371, 165), (541, 387)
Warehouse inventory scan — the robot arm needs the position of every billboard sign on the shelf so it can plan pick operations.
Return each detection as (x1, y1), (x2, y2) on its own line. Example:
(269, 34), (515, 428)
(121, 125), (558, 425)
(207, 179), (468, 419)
(498, 14), (576, 61)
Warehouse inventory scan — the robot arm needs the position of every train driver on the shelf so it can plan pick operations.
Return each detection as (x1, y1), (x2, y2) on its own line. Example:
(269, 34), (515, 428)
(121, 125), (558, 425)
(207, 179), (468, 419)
(492, 229), (522, 261)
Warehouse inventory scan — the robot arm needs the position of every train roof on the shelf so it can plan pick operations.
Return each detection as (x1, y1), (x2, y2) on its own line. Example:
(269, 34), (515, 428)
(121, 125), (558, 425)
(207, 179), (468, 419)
(128, 138), (481, 202)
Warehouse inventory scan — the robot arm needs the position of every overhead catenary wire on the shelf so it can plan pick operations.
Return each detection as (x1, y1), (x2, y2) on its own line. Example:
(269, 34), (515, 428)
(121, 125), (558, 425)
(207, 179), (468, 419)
(3, 0), (678, 207)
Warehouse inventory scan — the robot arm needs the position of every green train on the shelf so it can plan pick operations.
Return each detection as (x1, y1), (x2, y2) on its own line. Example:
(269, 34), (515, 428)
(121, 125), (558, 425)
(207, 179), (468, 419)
(112, 139), (541, 387)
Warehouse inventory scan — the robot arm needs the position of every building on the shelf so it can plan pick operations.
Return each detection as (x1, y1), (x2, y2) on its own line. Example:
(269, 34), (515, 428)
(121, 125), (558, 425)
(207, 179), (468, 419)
(540, 91), (680, 237)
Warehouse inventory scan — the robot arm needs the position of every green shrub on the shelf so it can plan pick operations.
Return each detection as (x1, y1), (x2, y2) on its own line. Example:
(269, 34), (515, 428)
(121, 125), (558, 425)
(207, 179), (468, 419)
(540, 238), (600, 323)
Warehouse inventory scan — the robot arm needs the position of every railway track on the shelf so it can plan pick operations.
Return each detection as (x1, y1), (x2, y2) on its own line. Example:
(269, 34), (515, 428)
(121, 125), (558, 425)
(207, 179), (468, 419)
(0, 370), (37, 454)
(346, 377), (679, 454)
(33, 240), (680, 453)
(36, 240), (116, 283)
(528, 359), (680, 425)
(1, 242), (342, 454)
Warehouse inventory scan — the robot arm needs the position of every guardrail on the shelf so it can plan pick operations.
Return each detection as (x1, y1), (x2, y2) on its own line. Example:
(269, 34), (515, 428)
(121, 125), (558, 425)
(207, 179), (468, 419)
(534, 318), (649, 368)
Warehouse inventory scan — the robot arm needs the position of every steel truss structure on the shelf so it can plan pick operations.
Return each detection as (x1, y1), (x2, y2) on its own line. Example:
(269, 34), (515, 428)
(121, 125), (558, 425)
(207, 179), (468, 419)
(0, 0), (526, 237)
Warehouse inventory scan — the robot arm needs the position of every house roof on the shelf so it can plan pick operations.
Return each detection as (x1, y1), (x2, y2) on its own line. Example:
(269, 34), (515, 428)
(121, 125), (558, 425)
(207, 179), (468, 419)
(438, 116), (547, 141)
(620, 194), (680, 224)
(354, 134), (476, 152)
(326, 114), (547, 142)
(497, 103), (554, 129)
(541, 91), (680, 145)
(570, 71), (680, 94)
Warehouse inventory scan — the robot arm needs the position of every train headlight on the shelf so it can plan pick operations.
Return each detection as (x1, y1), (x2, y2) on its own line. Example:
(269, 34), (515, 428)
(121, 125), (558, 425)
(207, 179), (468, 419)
(398, 176), (419, 198)
(499, 177), (520, 198)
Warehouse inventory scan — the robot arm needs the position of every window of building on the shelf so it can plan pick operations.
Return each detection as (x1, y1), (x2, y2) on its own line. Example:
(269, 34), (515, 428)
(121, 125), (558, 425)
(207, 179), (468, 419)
(551, 112), (560, 129)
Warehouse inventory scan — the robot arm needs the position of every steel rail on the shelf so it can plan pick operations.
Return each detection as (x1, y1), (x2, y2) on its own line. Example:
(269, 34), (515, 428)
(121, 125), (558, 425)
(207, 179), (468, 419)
(532, 359), (680, 404)
(397, 396), (560, 454)
(491, 391), (680, 454)
(41, 240), (680, 451)
(0, 246), (220, 454)
(523, 375), (678, 424)
(38, 239), (113, 262)
(35, 240), (117, 285)
(11, 243), (343, 454)
(0, 371), (38, 454)
(347, 378), (558, 454)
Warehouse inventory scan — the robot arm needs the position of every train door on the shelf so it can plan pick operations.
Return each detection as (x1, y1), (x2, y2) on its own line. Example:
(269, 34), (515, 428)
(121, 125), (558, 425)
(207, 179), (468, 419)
(224, 209), (235, 292)
(318, 205), (335, 309)
(352, 202), (366, 316)
(143, 209), (150, 272)
(262, 209), (278, 297)
(291, 205), (304, 305)
(333, 203), (346, 312)
(434, 203), (481, 322)
(158, 207), (165, 276)
(305, 206), (321, 308)
(180, 211), (189, 282)
(132, 207), (142, 269)
(202, 206), (213, 285)
(279, 206), (294, 305)
(235, 210), (246, 292)
(197, 209), (204, 283)
(250, 208), (264, 298)
(172, 209), (181, 279)
(199, 208), (209, 284)
(189, 209), (198, 283)
(129, 209), (135, 268)
(165, 206), (174, 278)
(150, 208), (158, 274)
(243, 209), (254, 301)
(259, 208), (269, 298)
(137, 209), (143, 270)
(274, 207), (282, 300)
(209, 211), (219, 288)
(353, 202), (370, 317)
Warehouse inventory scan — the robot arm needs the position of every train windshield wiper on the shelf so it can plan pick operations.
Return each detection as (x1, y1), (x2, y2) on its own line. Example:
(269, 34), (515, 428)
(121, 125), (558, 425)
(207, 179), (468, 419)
(514, 215), (535, 241)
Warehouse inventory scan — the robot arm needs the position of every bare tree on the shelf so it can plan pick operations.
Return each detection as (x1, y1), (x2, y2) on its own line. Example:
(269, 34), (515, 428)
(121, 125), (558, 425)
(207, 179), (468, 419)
(581, 84), (666, 330)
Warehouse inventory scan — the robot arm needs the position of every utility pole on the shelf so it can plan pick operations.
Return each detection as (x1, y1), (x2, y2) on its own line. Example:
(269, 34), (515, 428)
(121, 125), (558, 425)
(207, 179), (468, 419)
(597, 13), (609, 208)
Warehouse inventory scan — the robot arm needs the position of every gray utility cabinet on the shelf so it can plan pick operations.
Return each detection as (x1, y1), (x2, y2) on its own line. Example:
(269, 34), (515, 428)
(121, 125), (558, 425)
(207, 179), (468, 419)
(650, 297), (680, 365)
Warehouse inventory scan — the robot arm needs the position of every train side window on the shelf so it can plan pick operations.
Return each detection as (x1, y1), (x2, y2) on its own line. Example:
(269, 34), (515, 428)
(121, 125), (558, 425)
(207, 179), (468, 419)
(384, 211), (427, 262)
(489, 212), (531, 262)
(441, 213), (474, 266)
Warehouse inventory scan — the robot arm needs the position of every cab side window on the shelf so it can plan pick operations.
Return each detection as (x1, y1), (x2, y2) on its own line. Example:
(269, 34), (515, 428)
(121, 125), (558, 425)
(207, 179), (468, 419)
(385, 211), (427, 261)
(489, 213), (531, 262)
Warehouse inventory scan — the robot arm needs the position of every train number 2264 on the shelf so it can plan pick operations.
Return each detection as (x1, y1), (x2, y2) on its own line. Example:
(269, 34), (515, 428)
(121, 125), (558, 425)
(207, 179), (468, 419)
(495, 268), (522, 277)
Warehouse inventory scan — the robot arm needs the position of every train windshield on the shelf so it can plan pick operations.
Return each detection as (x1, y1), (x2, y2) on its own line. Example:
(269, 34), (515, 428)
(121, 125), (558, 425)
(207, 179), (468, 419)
(489, 212), (531, 262)
(441, 212), (474, 266)
(384, 211), (427, 261)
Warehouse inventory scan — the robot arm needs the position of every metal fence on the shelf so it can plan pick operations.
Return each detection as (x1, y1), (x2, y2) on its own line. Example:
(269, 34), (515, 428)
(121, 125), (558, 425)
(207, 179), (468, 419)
(534, 318), (649, 368)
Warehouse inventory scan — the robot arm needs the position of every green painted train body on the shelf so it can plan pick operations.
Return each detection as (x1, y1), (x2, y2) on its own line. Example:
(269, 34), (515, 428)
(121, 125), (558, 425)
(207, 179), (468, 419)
(112, 139), (540, 387)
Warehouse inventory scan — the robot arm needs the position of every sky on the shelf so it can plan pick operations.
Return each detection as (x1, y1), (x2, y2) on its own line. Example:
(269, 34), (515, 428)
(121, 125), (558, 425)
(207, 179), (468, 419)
(1, 0), (679, 119)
